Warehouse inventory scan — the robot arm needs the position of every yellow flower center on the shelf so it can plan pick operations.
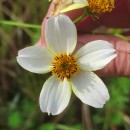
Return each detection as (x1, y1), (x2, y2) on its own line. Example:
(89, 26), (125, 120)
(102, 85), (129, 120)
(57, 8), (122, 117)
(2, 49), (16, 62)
(52, 54), (79, 81)
(88, 0), (115, 14)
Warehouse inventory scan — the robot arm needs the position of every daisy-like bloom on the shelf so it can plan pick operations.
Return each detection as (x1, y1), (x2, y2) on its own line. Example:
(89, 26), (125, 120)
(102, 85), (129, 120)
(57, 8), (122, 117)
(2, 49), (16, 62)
(50, 0), (115, 15)
(17, 14), (117, 115)
(50, 0), (88, 15)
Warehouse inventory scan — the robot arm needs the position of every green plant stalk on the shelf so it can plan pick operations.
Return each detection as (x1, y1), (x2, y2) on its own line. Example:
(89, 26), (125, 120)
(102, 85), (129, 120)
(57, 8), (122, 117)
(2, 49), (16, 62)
(0, 20), (41, 29)
(114, 34), (130, 54)
(73, 9), (89, 24)
(114, 34), (130, 43)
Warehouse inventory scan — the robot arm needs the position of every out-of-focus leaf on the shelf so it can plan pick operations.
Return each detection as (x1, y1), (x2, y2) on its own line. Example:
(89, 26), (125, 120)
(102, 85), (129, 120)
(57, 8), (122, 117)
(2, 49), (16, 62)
(38, 123), (56, 130)
(8, 111), (23, 129)
(73, 124), (83, 130)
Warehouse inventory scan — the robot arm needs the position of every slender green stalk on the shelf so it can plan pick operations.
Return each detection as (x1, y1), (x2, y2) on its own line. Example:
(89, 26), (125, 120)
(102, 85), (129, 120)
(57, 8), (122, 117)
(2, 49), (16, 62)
(114, 34), (130, 55)
(0, 20), (41, 29)
(114, 34), (130, 43)
(73, 9), (89, 24)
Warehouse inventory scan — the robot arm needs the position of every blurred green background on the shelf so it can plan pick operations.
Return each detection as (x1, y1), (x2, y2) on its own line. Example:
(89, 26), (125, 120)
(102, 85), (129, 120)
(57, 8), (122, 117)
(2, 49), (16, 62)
(0, 0), (130, 130)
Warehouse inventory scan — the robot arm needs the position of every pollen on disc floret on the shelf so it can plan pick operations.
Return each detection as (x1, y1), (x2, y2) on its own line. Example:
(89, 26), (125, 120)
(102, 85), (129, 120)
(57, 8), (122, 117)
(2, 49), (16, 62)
(52, 53), (79, 81)
(88, 0), (115, 14)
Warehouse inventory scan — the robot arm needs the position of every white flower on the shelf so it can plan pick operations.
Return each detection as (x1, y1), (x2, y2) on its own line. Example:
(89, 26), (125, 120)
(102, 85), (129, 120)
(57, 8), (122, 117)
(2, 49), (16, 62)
(50, 0), (88, 15)
(17, 14), (117, 115)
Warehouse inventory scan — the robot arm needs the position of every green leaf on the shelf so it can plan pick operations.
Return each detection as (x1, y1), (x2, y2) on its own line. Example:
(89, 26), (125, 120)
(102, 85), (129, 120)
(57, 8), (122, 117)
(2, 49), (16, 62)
(22, 99), (35, 113)
(73, 124), (83, 130)
(38, 123), (56, 130)
(111, 112), (123, 125)
(8, 111), (23, 129)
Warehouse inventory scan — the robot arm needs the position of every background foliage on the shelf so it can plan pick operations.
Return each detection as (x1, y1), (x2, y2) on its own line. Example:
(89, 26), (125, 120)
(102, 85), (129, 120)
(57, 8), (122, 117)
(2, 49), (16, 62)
(0, 0), (130, 130)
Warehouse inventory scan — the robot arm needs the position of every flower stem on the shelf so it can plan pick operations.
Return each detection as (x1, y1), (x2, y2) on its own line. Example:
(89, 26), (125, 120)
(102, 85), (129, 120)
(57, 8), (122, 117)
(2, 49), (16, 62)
(114, 34), (130, 43)
(0, 20), (41, 29)
(73, 8), (89, 24)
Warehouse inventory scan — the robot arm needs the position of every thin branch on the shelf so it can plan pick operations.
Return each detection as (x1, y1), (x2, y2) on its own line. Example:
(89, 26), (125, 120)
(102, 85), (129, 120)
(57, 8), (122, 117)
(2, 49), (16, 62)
(82, 104), (93, 130)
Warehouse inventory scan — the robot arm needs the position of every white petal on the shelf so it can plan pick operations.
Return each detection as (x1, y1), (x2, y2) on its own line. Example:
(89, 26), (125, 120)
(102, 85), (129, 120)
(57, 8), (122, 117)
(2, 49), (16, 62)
(76, 40), (117, 71)
(39, 76), (71, 115)
(71, 71), (109, 108)
(45, 14), (77, 55)
(61, 0), (89, 13)
(17, 46), (53, 73)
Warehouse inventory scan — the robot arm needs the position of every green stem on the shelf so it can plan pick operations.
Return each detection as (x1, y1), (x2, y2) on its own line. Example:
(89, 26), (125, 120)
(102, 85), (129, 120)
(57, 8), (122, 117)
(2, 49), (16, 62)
(114, 34), (130, 43)
(73, 9), (88, 24)
(0, 20), (41, 29)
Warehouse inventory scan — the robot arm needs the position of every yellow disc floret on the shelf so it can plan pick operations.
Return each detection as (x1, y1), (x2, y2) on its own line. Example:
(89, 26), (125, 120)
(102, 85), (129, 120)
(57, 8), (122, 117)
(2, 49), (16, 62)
(52, 53), (79, 81)
(88, 0), (115, 14)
